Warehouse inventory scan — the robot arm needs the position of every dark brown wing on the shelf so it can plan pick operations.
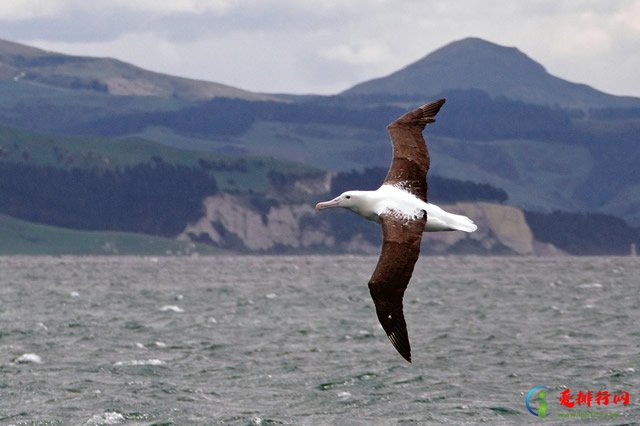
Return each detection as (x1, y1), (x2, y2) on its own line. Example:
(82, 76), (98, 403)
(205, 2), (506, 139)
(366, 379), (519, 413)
(384, 98), (446, 202)
(368, 211), (427, 362)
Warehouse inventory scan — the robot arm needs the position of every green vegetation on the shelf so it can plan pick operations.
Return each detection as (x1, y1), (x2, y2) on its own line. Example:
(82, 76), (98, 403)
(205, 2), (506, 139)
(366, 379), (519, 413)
(0, 160), (217, 236)
(0, 125), (318, 194)
(525, 210), (640, 255)
(0, 214), (220, 255)
(63, 92), (640, 226)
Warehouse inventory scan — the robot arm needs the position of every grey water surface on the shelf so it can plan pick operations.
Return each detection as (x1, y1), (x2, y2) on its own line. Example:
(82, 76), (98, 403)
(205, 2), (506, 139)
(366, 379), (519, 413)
(1, 256), (639, 425)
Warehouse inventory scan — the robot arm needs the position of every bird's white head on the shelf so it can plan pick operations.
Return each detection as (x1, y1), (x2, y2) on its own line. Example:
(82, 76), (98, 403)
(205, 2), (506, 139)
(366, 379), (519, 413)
(315, 191), (362, 211)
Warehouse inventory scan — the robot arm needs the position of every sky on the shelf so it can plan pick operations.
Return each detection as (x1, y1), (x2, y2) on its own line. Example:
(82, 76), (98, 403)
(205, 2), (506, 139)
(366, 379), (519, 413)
(1, 0), (639, 97)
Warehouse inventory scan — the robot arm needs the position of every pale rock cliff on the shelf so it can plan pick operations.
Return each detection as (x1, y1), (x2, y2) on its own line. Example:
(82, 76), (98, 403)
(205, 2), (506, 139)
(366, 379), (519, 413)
(424, 202), (561, 255)
(179, 193), (333, 251)
(180, 195), (562, 255)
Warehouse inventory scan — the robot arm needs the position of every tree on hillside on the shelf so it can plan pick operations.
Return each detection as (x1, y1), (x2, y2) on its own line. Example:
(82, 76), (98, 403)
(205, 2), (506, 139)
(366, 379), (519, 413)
(0, 161), (218, 236)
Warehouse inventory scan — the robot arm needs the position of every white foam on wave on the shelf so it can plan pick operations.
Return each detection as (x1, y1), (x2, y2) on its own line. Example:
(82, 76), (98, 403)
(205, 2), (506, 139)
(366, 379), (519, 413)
(14, 353), (42, 364)
(86, 411), (125, 425)
(159, 305), (184, 313)
(578, 282), (603, 289)
(114, 359), (166, 367)
(337, 391), (352, 400)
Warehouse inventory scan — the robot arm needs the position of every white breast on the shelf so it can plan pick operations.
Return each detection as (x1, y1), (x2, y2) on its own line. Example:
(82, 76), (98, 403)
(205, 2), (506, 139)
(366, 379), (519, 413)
(367, 185), (477, 233)
(372, 185), (426, 219)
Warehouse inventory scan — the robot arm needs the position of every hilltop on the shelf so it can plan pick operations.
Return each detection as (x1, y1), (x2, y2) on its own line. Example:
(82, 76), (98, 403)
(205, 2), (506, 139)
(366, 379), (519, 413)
(342, 37), (640, 110)
(0, 38), (275, 102)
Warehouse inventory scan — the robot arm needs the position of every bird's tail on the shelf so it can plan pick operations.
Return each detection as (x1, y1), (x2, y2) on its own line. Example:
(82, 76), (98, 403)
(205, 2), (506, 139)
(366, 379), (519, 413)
(448, 213), (478, 232)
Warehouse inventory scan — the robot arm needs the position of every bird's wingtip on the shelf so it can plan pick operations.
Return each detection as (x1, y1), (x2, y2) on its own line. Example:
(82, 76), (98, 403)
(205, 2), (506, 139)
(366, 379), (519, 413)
(386, 328), (412, 363)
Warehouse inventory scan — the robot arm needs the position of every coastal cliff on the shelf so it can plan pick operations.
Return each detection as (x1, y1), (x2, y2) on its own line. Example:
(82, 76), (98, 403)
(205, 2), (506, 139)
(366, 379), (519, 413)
(179, 195), (562, 255)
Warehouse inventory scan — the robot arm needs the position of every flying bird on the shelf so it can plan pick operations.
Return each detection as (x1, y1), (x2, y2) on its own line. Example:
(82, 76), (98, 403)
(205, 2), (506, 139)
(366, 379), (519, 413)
(315, 99), (477, 362)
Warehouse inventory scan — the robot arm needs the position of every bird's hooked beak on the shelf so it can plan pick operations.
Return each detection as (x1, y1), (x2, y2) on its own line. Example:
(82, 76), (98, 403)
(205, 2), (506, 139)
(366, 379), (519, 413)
(315, 196), (341, 210)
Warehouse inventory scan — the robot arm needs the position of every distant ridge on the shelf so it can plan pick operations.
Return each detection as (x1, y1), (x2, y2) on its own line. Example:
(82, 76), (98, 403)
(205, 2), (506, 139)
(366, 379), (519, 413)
(0, 38), (276, 102)
(342, 37), (640, 110)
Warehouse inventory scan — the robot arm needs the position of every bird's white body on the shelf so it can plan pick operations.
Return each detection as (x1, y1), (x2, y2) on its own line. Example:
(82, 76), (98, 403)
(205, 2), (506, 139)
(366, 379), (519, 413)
(318, 184), (477, 233)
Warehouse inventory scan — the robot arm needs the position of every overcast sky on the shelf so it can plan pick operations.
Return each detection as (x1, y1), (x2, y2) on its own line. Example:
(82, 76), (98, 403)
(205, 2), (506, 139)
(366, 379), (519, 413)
(2, 0), (639, 96)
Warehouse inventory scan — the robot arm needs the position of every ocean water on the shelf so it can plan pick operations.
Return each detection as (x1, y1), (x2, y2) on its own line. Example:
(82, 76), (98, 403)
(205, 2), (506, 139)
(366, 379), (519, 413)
(1, 255), (639, 425)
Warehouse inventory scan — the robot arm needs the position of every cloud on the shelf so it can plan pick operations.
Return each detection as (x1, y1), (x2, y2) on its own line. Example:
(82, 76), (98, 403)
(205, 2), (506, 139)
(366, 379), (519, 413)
(318, 43), (390, 66)
(2, 0), (639, 96)
(0, 0), (233, 20)
(0, 0), (68, 20)
(111, 0), (234, 15)
(613, 0), (640, 33)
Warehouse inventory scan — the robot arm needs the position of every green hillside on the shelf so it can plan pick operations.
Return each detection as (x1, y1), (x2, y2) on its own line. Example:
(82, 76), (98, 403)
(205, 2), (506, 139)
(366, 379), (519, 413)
(77, 95), (635, 222)
(0, 38), (274, 102)
(0, 214), (220, 255)
(0, 125), (317, 194)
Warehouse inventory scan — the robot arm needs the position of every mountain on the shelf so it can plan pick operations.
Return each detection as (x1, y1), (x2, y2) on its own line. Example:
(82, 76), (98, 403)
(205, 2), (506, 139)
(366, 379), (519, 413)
(0, 37), (639, 254)
(342, 37), (640, 110)
(0, 38), (274, 102)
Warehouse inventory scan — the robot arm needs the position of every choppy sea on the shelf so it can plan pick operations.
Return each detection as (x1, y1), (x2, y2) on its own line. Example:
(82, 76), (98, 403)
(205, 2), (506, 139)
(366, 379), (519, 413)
(1, 255), (639, 425)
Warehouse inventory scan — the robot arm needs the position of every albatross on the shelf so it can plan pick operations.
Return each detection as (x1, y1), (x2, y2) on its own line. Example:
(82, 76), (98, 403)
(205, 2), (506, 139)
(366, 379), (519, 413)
(315, 99), (477, 362)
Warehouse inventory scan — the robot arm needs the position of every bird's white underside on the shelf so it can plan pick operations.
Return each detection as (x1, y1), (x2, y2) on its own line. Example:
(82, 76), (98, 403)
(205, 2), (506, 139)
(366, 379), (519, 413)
(364, 184), (477, 232)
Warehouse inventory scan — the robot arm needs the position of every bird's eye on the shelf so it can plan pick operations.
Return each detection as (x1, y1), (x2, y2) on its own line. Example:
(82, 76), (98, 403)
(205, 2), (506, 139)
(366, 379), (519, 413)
(345, 195), (351, 199)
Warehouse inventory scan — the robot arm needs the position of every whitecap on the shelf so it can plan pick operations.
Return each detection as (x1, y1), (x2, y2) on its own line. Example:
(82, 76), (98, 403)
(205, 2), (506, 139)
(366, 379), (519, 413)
(114, 359), (166, 367)
(337, 391), (352, 400)
(85, 411), (125, 425)
(578, 283), (603, 289)
(70, 291), (80, 298)
(154, 341), (167, 348)
(14, 353), (42, 364)
(159, 305), (184, 313)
